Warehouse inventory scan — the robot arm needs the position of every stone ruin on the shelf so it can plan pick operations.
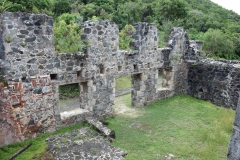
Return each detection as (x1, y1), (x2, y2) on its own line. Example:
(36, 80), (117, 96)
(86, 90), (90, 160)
(0, 12), (239, 156)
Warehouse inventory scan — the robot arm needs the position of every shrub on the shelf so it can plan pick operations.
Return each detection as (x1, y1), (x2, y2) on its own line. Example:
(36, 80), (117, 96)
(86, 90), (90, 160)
(119, 24), (136, 50)
(54, 19), (86, 53)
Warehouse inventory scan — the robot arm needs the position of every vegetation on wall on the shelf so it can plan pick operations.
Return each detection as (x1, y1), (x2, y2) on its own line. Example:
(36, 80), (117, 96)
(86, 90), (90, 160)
(54, 14), (86, 53)
(119, 24), (136, 50)
(1, 0), (240, 59)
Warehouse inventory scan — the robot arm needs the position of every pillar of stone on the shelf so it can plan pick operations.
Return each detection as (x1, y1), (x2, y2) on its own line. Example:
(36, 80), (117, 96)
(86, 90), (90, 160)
(167, 27), (189, 59)
(0, 12), (55, 147)
(227, 96), (240, 160)
(81, 20), (119, 118)
(130, 23), (157, 107)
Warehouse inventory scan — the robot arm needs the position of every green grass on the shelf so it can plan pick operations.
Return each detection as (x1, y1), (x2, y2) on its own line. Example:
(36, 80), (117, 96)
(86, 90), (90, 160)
(116, 75), (131, 90)
(0, 94), (235, 160)
(0, 123), (85, 160)
(115, 93), (133, 108)
(108, 94), (235, 160)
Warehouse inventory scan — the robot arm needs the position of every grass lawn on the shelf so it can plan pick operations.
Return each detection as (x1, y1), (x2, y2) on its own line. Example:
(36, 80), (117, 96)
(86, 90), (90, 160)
(108, 94), (235, 160)
(0, 94), (235, 160)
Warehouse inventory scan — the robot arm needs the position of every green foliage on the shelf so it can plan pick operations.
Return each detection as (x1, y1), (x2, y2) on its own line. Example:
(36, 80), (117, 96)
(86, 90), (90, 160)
(54, 17), (86, 53)
(0, 0), (13, 13)
(119, 24), (136, 50)
(53, 0), (71, 16)
(113, 0), (153, 29)
(20, 41), (26, 47)
(154, 0), (188, 21)
(108, 94), (235, 159)
(202, 29), (238, 59)
(59, 83), (79, 99)
(2, 0), (52, 14)
(56, 13), (81, 25)
(116, 75), (131, 90)
(5, 35), (12, 43)
(157, 19), (184, 47)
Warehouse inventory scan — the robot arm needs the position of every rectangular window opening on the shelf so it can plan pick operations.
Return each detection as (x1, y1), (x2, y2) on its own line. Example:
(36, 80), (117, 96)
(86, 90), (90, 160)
(118, 66), (122, 72)
(133, 64), (137, 71)
(77, 70), (82, 78)
(148, 63), (151, 68)
(157, 69), (163, 89)
(58, 83), (80, 113)
(161, 68), (172, 90)
(80, 81), (88, 92)
(50, 74), (57, 80)
(21, 77), (27, 82)
(100, 68), (105, 74)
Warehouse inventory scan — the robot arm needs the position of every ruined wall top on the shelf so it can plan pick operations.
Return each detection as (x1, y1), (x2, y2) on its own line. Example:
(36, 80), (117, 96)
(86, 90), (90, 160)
(81, 20), (119, 58)
(0, 12), (55, 81)
(0, 12), (200, 82)
(131, 23), (158, 54)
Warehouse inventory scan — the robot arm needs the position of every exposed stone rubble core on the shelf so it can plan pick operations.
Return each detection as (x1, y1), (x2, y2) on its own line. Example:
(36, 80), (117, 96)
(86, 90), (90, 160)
(46, 127), (127, 160)
(227, 97), (240, 160)
(86, 118), (115, 141)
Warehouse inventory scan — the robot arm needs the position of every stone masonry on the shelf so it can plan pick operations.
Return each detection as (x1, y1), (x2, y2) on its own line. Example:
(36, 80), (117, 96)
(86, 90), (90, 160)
(187, 59), (240, 109)
(227, 96), (240, 160)
(0, 12), (239, 149)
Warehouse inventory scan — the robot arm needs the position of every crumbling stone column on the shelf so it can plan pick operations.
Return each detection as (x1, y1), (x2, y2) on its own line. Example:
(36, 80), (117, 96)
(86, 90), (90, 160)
(227, 96), (240, 160)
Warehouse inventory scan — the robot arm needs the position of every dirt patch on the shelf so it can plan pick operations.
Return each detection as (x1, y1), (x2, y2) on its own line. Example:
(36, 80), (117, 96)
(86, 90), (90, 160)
(114, 104), (140, 118)
(114, 96), (141, 118)
(129, 122), (152, 133)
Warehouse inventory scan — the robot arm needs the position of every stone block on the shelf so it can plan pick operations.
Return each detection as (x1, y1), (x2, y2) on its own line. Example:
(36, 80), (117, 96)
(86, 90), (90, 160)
(140, 74), (146, 81)
(92, 85), (96, 92)
(87, 80), (93, 87)
(137, 91), (143, 97)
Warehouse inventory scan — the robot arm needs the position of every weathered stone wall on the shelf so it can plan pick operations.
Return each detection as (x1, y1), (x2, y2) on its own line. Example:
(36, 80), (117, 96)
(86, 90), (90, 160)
(0, 12), (57, 145)
(187, 59), (240, 109)
(227, 96), (240, 160)
(0, 12), (198, 147)
(0, 12), (54, 79)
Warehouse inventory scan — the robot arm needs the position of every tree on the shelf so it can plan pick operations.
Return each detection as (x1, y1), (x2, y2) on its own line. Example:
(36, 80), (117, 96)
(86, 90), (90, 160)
(53, 0), (71, 17)
(113, 1), (143, 29)
(54, 19), (86, 53)
(119, 24), (136, 50)
(203, 29), (237, 59)
(154, 0), (188, 21)
(3, 0), (51, 13)
(0, 0), (13, 13)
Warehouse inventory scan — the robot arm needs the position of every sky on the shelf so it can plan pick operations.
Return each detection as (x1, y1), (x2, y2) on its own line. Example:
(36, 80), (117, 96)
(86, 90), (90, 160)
(211, 0), (240, 15)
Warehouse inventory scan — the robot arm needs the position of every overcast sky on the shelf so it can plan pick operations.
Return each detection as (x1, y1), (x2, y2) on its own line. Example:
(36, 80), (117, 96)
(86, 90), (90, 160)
(210, 0), (240, 15)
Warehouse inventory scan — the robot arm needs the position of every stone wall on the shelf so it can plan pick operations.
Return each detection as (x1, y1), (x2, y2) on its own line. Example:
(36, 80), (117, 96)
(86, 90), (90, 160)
(227, 96), (240, 160)
(0, 11), (207, 147)
(187, 59), (240, 109)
